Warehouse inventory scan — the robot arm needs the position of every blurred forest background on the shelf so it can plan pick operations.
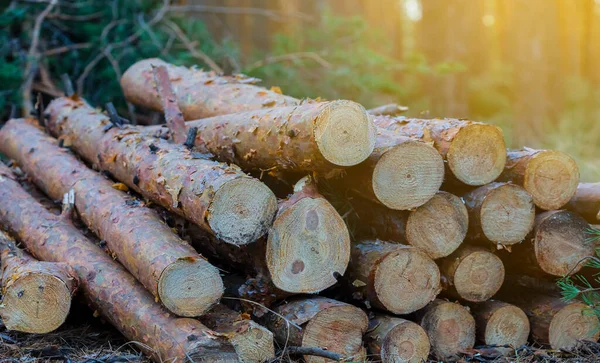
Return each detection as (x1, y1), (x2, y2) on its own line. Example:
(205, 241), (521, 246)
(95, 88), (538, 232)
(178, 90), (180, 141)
(2, 0), (600, 180)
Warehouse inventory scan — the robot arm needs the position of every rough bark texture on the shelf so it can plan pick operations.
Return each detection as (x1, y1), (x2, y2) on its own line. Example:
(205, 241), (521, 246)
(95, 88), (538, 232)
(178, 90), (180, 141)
(0, 119), (224, 317)
(151, 64), (188, 143)
(0, 163), (238, 362)
(462, 182), (535, 248)
(367, 103), (409, 116)
(373, 116), (507, 186)
(348, 240), (441, 314)
(266, 297), (369, 363)
(566, 182), (600, 222)
(45, 96), (278, 246)
(439, 246), (505, 302)
(0, 230), (77, 333)
(121, 58), (300, 119)
(470, 300), (530, 355)
(365, 314), (430, 363)
(498, 148), (580, 210)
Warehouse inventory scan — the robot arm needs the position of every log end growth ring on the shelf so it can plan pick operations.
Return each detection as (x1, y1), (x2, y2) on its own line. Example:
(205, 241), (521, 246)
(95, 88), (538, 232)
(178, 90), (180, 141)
(267, 197), (350, 293)
(208, 177), (278, 245)
(229, 320), (275, 363)
(453, 251), (504, 302)
(421, 301), (475, 359)
(447, 124), (506, 186)
(382, 320), (430, 363)
(524, 150), (579, 210)
(484, 305), (530, 353)
(549, 302), (600, 349)
(0, 274), (71, 334)
(314, 100), (376, 167)
(372, 141), (444, 210)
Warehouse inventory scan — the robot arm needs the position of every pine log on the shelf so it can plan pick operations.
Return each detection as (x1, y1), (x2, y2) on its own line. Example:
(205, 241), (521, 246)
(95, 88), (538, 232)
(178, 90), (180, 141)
(45, 96), (278, 246)
(201, 304), (275, 363)
(121, 58), (300, 119)
(367, 103), (409, 116)
(348, 240), (441, 314)
(0, 120), (224, 317)
(365, 314), (430, 363)
(439, 246), (505, 302)
(0, 163), (237, 361)
(470, 300), (529, 354)
(350, 191), (467, 259)
(373, 116), (507, 186)
(266, 297), (368, 363)
(417, 299), (476, 359)
(566, 183), (600, 223)
(462, 182), (535, 247)
(0, 230), (77, 333)
(498, 148), (580, 210)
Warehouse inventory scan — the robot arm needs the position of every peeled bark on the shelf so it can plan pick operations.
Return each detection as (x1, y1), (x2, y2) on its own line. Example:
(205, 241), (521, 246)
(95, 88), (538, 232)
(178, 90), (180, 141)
(0, 163), (238, 362)
(266, 297), (368, 363)
(365, 314), (430, 363)
(45, 96), (278, 246)
(373, 116), (507, 186)
(498, 148), (580, 210)
(348, 240), (441, 314)
(463, 182), (535, 248)
(0, 230), (77, 334)
(566, 183), (600, 223)
(470, 300), (530, 354)
(439, 246), (505, 302)
(0, 119), (224, 317)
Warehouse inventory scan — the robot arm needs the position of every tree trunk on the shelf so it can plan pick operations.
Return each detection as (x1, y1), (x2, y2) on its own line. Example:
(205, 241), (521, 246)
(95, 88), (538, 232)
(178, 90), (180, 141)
(373, 116), (507, 186)
(0, 119), (224, 317)
(565, 183), (600, 223)
(0, 230), (77, 334)
(45, 96), (278, 246)
(265, 297), (368, 363)
(470, 300), (530, 355)
(462, 182), (535, 248)
(0, 163), (238, 362)
(439, 246), (505, 302)
(348, 240), (440, 314)
(497, 148), (580, 210)
(365, 314), (430, 363)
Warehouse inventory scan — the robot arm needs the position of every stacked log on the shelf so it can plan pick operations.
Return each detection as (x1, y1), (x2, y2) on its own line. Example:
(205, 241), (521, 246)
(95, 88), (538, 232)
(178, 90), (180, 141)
(470, 300), (530, 354)
(365, 314), (430, 363)
(566, 182), (600, 222)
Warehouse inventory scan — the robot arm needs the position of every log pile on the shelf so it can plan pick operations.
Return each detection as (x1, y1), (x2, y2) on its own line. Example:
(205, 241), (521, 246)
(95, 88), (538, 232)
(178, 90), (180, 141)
(0, 58), (598, 362)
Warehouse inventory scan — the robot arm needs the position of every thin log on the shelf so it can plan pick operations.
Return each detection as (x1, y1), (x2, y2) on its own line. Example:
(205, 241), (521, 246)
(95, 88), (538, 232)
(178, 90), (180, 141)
(367, 103), (409, 116)
(151, 64), (188, 143)
(470, 300), (530, 355)
(365, 314), (430, 363)
(566, 182), (600, 223)
(286, 346), (344, 361)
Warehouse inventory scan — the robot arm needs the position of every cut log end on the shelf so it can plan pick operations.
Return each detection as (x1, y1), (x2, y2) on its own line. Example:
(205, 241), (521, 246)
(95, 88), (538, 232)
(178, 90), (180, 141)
(375, 248), (441, 314)
(382, 320), (430, 363)
(447, 124), (506, 186)
(229, 320), (275, 363)
(0, 274), (71, 334)
(453, 251), (504, 302)
(524, 150), (579, 210)
(420, 301), (475, 359)
(484, 305), (529, 352)
(158, 257), (224, 317)
(208, 178), (278, 245)
(372, 141), (444, 210)
(480, 184), (535, 245)
(314, 100), (376, 167)
(549, 302), (600, 349)
(406, 192), (468, 259)
(267, 197), (350, 293)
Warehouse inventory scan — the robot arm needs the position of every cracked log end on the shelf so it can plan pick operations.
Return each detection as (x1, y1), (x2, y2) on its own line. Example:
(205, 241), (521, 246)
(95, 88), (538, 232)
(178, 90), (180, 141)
(158, 257), (223, 317)
(369, 316), (430, 363)
(447, 124), (506, 186)
(549, 302), (600, 349)
(267, 197), (350, 293)
(372, 140), (444, 210)
(420, 300), (475, 359)
(451, 250), (504, 302)
(208, 178), (278, 245)
(0, 274), (71, 334)
(481, 304), (529, 354)
(229, 320), (275, 363)
(314, 100), (376, 167)
(523, 150), (579, 210)
(406, 192), (468, 259)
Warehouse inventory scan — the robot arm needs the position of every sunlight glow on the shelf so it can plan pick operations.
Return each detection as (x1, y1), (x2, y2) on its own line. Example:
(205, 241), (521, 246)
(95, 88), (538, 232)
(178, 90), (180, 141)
(405, 0), (422, 21)
(482, 14), (495, 27)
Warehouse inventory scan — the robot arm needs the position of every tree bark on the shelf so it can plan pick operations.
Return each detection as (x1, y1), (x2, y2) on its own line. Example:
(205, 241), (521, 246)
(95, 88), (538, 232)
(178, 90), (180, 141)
(497, 148), (580, 210)
(348, 240), (440, 314)
(565, 182), (600, 223)
(0, 163), (238, 362)
(0, 230), (77, 334)
(367, 103), (408, 117)
(365, 314), (430, 363)
(0, 119), (224, 317)
(45, 96), (278, 246)
(470, 300), (529, 355)
(373, 116), (507, 186)
(266, 297), (368, 363)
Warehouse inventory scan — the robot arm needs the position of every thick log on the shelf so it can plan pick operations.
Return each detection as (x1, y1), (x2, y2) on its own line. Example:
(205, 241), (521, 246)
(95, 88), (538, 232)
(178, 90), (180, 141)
(566, 183), (600, 223)
(348, 240), (441, 314)
(0, 120), (224, 317)
(470, 300), (529, 355)
(0, 230), (77, 333)
(498, 148), (579, 210)
(417, 299), (476, 359)
(45, 96), (278, 246)
(373, 116), (507, 186)
(266, 297), (368, 363)
(0, 163), (237, 361)
(439, 246), (505, 302)
(365, 314), (430, 363)
(462, 182), (535, 247)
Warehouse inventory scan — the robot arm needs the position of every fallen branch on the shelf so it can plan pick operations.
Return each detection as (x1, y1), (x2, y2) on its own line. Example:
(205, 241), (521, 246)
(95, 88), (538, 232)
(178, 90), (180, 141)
(151, 64), (188, 143)
(286, 346), (344, 361)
